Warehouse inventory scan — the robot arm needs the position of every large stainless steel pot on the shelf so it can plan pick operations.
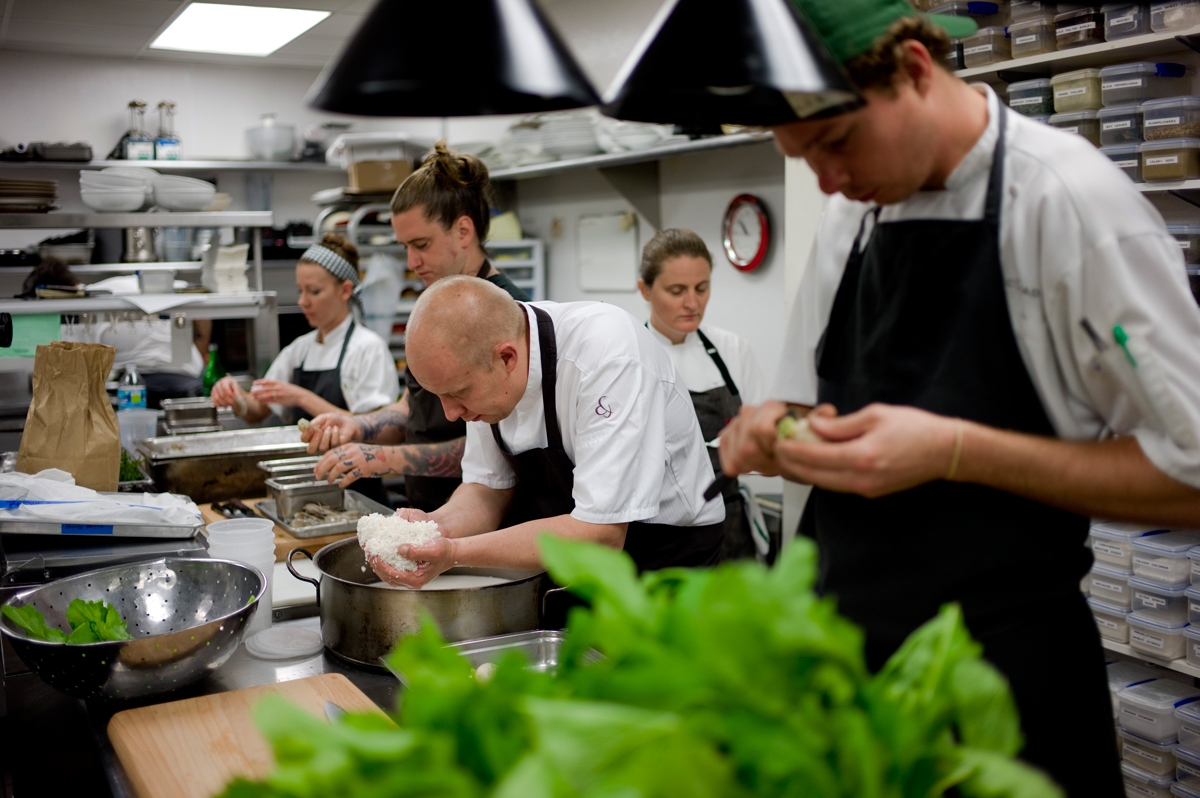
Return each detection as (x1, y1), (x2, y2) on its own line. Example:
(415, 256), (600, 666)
(287, 538), (548, 668)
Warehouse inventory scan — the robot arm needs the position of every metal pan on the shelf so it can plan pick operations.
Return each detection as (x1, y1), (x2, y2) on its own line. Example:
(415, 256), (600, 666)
(256, 490), (390, 538)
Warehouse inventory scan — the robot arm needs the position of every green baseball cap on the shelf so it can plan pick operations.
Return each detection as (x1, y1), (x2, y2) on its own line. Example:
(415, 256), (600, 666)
(790, 0), (979, 64)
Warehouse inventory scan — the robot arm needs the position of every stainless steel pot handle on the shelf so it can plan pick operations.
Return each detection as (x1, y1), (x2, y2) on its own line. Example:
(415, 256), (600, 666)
(286, 547), (320, 608)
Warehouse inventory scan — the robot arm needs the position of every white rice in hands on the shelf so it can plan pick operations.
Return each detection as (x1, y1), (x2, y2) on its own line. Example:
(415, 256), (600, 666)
(357, 513), (442, 572)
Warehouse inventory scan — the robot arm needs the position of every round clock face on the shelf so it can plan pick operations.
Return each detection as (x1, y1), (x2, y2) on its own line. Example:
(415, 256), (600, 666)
(722, 194), (769, 272)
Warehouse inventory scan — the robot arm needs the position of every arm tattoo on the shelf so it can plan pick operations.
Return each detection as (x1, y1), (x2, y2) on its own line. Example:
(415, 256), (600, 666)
(358, 408), (408, 444)
(395, 437), (465, 478)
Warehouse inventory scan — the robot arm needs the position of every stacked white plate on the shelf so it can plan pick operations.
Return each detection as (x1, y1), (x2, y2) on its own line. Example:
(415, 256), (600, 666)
(0, 178), (58, 212)
(152, 175), (216, 211)
(80, 167), (155, 212)
(540, 113), (600, 158)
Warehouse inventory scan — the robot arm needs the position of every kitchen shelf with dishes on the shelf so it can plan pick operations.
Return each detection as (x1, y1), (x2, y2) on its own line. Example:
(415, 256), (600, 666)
(0, 159), (343, 173)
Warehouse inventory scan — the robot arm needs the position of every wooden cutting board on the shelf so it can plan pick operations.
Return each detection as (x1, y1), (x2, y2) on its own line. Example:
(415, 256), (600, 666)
(199, 498), (356, 562)
(108, 673), (387, 798)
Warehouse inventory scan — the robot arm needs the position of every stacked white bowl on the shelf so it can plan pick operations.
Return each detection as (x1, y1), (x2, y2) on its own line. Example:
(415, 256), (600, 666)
(79, 167), (156, 212)
(540, 113), (601, 158)
(152, 175), (216, 211)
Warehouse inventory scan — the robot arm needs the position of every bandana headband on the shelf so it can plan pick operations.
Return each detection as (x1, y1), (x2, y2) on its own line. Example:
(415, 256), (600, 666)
(301, 245), (360, 287)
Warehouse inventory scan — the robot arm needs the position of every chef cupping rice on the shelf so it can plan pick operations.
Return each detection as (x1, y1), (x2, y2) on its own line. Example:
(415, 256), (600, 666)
(357, 513), (441, 572)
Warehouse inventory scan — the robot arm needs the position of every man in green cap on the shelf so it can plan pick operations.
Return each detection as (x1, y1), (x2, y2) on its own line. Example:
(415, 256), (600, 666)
(720, 1), (1200, 793)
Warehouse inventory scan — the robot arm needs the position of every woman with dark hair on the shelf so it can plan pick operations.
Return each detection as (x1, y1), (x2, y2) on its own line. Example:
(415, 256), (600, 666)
(303, 142), (529, 511)
(638, 228), (767, 560)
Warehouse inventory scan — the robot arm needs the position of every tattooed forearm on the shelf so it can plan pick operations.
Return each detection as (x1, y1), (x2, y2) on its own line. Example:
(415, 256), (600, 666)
(357, 408), (408, 444)
(382, 438), (465, 478)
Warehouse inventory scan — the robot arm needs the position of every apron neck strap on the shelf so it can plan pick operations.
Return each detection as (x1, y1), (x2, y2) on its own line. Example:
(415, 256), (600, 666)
(475, 259), (492, 279)
(335, 319), (355, 370)
(528, 305), (563, 450)
(983, 101), (1008, 226)
(694, 328), (739, 397)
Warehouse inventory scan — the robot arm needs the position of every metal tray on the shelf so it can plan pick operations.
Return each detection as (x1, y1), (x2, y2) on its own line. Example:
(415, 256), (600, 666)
(265, 474), (342, 518)
(0, 492), (204, 539)
(257, 456), (321, 477)
(447, 630), (571, 673)
(255, 490), (389, 539)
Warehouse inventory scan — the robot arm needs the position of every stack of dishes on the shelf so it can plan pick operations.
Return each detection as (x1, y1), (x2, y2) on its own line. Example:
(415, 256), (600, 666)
(597, 121), (671, 153)
(0, 178), (58, 212)
(80, 168), (155, 213)
(152, 175), (216, 211)
(540, 113), (601, 158)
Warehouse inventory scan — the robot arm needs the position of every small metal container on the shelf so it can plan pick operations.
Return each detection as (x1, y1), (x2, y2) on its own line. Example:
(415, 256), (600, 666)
(161, 397), (218, 429)
(256, 490), (390, 538)
(265, 474), (342, 519)
(257, 456), (321, 479)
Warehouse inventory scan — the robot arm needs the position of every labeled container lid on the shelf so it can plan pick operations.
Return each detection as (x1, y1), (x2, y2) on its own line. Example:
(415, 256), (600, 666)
(1094, 521), (1170, 540)
(1055, 7), (1101, 21)
(1109, 661), (1160, 690)
(1101, 62), (1188, 79)
(1052, 68), (1103, 83)
(1175, 744), (1200, 767)
(1173, 780), (1200, 798)
(1093, 562), (1135, 578)
(1167, 224), (1200, 235)
(1132, 531), (1200, 555)
(1088, 596), (1133, 615)
(1140, 138), (1200, 152)
(1142, 95), (1200, 113)
(1123, 760), (1180, 787)
(1050, 110), (1100, 123)
(1120, 678), (1200, 712)
(1100, 143), (1142, 156)
(1185, 585), (1200, 599)
(1128, 611), (1189, 630)
(1009, 16), (1055, 31)
(930, 1), (1000, 14)
(1008, 77), (1053, 92)
(1130, 576), (1191, 595)
(1183, 624), (1200, 641)
(1118, 727), (1179, 752)
(1176, 702), (1200, 723)
(1098, 103), (1146, 119)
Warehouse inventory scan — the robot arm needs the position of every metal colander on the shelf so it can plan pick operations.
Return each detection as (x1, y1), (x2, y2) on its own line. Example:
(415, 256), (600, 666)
(0, 557), (264, 701)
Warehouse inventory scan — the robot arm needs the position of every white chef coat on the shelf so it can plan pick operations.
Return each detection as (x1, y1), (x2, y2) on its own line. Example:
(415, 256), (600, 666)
(462, 301), (725, 527)
(647, 323), (768, 413)
(774, 83), (1200, 489)
(264, 315), (399, 416)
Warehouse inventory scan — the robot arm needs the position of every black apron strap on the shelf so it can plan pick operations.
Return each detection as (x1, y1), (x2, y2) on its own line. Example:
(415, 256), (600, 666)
(334, 320), (355, 370)
(491, 304), (563, 453)
(694, 328), (739, 398)
(475, 259), (491, 279)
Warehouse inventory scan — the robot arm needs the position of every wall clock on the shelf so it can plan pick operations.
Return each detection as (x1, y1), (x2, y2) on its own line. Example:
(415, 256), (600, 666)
(722, 194), (769, 272)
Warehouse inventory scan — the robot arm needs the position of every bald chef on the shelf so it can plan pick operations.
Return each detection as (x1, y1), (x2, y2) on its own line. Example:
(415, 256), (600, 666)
(365, 275), (725, 587)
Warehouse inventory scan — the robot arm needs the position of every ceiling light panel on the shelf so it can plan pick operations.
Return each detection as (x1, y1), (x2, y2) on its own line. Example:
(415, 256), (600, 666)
(151, 3), (330, 57)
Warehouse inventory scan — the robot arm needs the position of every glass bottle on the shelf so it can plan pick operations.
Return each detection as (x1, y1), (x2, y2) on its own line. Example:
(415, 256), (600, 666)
(124, 100), (154, 160)
(155, 101), (182, 160)
(202, 343), (226, 396)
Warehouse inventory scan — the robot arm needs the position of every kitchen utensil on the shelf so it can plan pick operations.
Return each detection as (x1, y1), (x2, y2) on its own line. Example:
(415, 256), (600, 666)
(108, 673), (385, 798)
(324, 699), (347, 721)
(161, 396), (218, 429)
(122, 227), (157, 263)
(0, 557), (264, 700)
(265, 474), (344, 520)
(287, 538), (548, 667)
(255, 490), (389, 539)
(247, 113), (296, 161)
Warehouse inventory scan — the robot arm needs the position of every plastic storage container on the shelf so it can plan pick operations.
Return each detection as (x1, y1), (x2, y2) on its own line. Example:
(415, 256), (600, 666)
(1176, 779), (1200, 798)
(1091, 563), (1134, 607)
(963, 26), (1011, 67)
(1098, 103), (1145, 144)
(1142, 139), (1200, 180)
(1177, 745), (1200, 787)
(1050, 110), (1102, 145)
(1089, 596), (1134, 641)
(1011, 0), (1056, 20)
(1120, 679), (1200, 741)
(1131, 576), (1191, 622)
(1111, 662), (1160, 719)
(1092, 522), (1171, 567)
(1120, 728), (1180, 776)
(1188, 585), (1200, 622)
(1009, 16), (1057, 57)
(1168, 225), (1200, 264)
(1102, 142), (1145, 181)
(1144, 97), (1200, 141)
(1132, 531), (1200, 583)
(205, 518), (275, 635)
(1056, 7), (1107, 48)
(1152, 0), (1200, 31)
(1052, 68), (1104, 112)
(1104, 2), (1154, 37)
(1101, 63), (1190, 106)
(1177, 703), (1200, 750)
(1185, 624), (1200, 668)
(1008, 78), (1055, 115)
(1129, 613), (1190, 662)
(930, 1), (1005, 27)
(1190, 549), (1200, 585)
(1123, 760), (1181, 798)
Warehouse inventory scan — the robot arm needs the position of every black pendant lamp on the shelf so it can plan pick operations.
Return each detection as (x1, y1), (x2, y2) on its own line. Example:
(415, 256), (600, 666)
(603, 0), (862, 127)
(307, 0), (600, 116)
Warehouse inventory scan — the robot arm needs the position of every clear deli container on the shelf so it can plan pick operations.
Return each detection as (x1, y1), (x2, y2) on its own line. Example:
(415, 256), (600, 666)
(1152, 1), (1200, 32)
(1008, 78), (1055, 115)
(1091, 563), (1134, 607)
(963, 26), (1011, 67)
(1120, 679), (1200, 741)
(1185, 624), (1200, 668)
(1144, 97), (1200, 141)
(1133, 532), (1200, 583)
(1052, 68), (1104, 112)
(1103, 2), (1153, 38)
(1168, 225), (1200, 265)
(1090, 596), (1134, 641)
(1124, 760), (1181, 798)
(1009, 16), (1058, 57)
(1141, 139), (1200, 180)
(1102, 142), (1145, 181)
(1131, 576), (1192, 622)
(1177, 703), (1200, 750)
(1177, 744), (1200, 787)
(1051, 109), (1101, 145)
(1101, 63), (1190, 106)
(1128, 613), (1190, 662)
(1112, 662), (1162, 719)
(1120, 728), (1181, 776)
(1056, 6), (1107, 48)
(1011, 0), (1056, 20)
(1098, 103), (1145, 144)
(1092, 522), (1171, 567)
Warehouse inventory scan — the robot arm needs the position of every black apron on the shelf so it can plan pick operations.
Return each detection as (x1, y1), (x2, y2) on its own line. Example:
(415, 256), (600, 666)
(404, 261), (528, 511)
(289, 320), (388, 506)
(492, 305), (724, 573)
(809, 105), (1120, 795)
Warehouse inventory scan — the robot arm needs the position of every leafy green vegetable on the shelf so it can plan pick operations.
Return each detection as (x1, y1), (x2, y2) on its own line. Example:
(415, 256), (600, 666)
(2, 598), (132, 644)
(119, 449), (145, 482)
(221, 536), (1064, 798)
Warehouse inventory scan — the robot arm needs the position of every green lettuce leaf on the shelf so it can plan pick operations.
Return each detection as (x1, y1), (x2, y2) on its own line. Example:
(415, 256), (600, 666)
(2, 604), (68, 643)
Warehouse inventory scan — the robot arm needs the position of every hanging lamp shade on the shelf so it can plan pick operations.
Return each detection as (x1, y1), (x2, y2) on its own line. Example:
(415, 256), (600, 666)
(602, 0), (862, 127)
(307, 0), (600, 116)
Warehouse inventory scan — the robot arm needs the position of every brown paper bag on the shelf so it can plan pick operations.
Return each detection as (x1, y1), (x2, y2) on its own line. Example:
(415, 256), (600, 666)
(17, 341), (120, 491)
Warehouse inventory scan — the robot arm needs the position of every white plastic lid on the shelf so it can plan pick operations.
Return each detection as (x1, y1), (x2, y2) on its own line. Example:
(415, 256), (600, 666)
(1008, 77), (1053, 92)
(1143, 95), (1200, 113)
(1140, 138), (1200, 152)
(1127, 611), (1189, 631)
(1052, 68), (1102, 83)
(1101, 143), (1142, 156)
(1183, 624), (1200, 641)
(1093, 521), (1170, 541)
(1175, 744), (1200, 767)
(1177, 702), (1200, 723)
(1130, 575), (1190, 595)
(1167, 224), (1200, 236)
(1132, 531), (1200, 555)
(1050, 110), (1100, 123)
(1097, 103), (1144, 119)
(1093, 562), (1134, 579)
(1109, 661), (1159, 691)
(1123, 760), (1180, 787)
(1120, 679), (1200, 712)
(1088, 596), (1132, 615)
(1101, 62), (1165, 78)
(1118, 727), (1178, 752)
(244, 626), (324, 660)
(1173, 780), (1200, 798)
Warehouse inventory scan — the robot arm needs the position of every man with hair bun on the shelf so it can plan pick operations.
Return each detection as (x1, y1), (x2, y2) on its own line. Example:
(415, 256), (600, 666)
(362, 275), (725, 586)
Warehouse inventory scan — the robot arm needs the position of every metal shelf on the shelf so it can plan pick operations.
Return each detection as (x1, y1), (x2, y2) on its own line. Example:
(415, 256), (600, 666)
(1138, 180), (1200, 192)
(957, 26), (1200, 81)
(0, 291), (276, 318)
(0, 261), (202, 274)
(0, 211), (274, 229)
(1102, 638), (1200, 679)
(0, 159), (341, 172)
